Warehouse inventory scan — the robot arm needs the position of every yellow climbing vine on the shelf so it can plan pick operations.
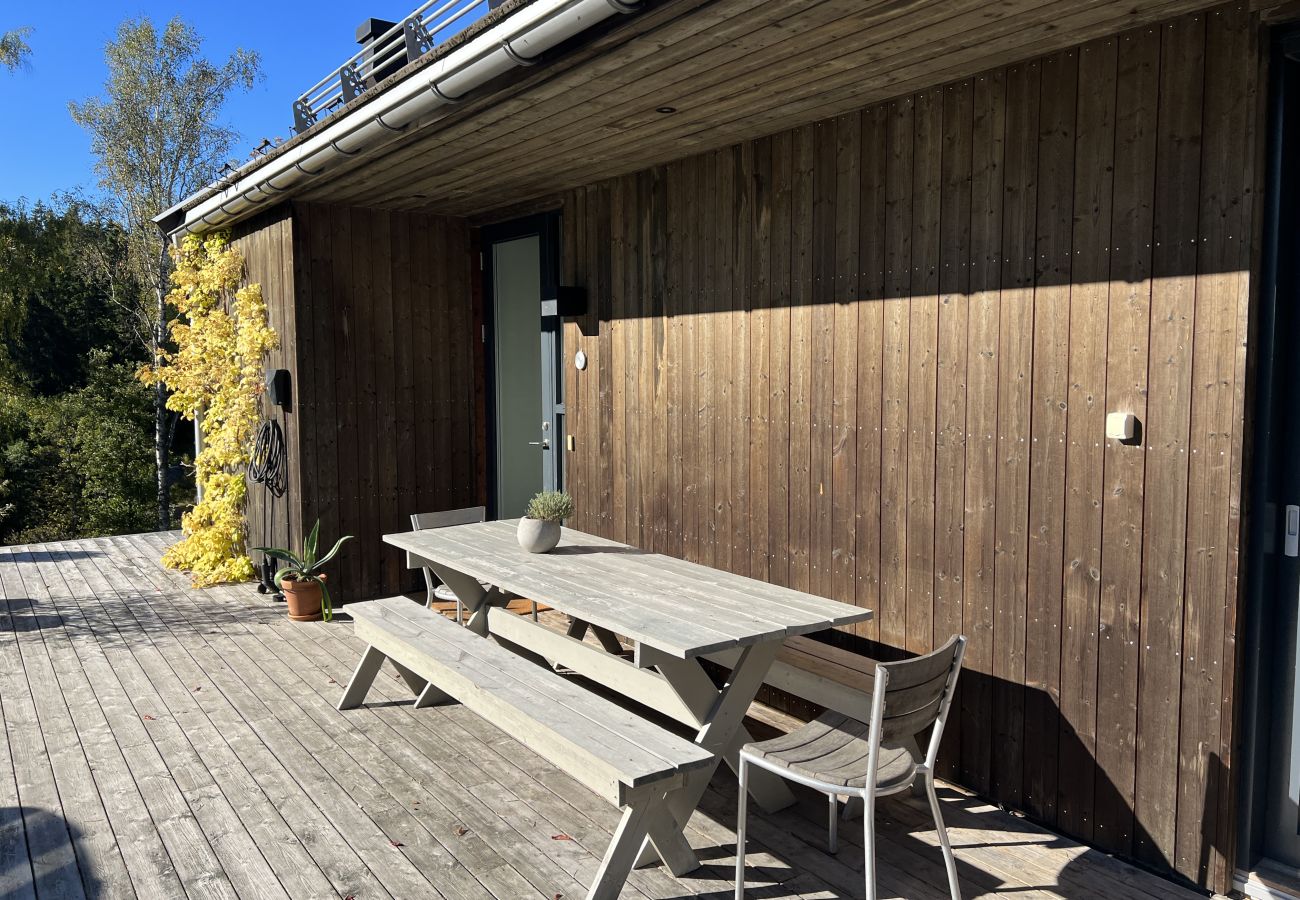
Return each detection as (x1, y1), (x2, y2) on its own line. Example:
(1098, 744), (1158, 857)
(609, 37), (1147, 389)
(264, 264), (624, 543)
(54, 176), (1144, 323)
(140, 232), (278, 586)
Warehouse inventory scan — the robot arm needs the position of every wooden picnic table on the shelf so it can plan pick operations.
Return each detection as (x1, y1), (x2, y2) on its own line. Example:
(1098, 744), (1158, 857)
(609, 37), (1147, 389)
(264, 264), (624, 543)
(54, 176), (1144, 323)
(382, 520), (873, 872)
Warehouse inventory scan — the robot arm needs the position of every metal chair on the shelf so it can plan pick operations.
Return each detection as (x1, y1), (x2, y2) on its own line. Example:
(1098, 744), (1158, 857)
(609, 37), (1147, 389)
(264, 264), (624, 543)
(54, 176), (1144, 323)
(409, 507), (486, 625)
(735, 635), (967, 900)
(408, 508), (538, 625)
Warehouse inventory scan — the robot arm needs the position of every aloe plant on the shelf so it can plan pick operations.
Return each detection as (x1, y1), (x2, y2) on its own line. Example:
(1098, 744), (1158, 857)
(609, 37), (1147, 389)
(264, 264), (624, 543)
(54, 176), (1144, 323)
(253, 520), (352, 621)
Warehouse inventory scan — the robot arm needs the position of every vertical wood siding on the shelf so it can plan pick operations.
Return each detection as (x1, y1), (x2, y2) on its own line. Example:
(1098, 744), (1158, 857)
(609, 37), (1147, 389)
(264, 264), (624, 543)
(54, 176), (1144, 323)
(293, 203), (479, 603)
(560, 4), (1258, 891)
(234, 208), (302, 572)
(238, 203), (479, 604)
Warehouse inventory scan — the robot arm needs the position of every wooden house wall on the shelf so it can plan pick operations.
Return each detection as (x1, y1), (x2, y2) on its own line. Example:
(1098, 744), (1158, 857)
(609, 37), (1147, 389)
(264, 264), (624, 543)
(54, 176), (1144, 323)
(289, 203), (480, 604)
(559, 4), (1260, 891)
(232, 207), (302, 567)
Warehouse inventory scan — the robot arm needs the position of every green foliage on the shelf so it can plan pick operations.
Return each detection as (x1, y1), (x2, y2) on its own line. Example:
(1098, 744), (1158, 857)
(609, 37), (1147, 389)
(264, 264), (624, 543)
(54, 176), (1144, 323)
(0, 199), (166, 545)
(525, 490), (574, 523)
(68, 17), (261, 301)
(0, 27), (31, 72)
(0, 199), (139, 394)
(0, 352), (159, 544)
(253, 520), (353, 621)
(70, 16), (262, 531)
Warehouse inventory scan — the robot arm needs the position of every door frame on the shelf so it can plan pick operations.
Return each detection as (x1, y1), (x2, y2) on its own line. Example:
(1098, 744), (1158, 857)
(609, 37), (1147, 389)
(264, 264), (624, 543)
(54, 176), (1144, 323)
(1238, 23), (1300, 884)
(480, 212), (563, 520)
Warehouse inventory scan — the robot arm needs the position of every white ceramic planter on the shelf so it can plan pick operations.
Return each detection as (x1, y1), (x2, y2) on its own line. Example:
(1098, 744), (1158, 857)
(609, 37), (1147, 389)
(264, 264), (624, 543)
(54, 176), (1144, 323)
(517, 517), (561, 553)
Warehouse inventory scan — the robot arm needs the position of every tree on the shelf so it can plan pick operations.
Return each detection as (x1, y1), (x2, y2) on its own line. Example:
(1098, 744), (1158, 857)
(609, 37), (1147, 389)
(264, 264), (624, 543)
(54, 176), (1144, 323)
(0, 200), (165, 544)
(0, 352), (159, 544)
(69, 17), (260, 531)
(0, 199), (138, 394)
(0, 27), (31, 71)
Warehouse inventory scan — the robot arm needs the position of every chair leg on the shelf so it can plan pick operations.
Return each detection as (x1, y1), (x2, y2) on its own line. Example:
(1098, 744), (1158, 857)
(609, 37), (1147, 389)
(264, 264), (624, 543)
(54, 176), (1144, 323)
(734, 757), (749, 900)
(827, 793), (838, 854)
(456, 597), (463, 626)
(926, 776), (961, 900)
(863, 790), (877, 900)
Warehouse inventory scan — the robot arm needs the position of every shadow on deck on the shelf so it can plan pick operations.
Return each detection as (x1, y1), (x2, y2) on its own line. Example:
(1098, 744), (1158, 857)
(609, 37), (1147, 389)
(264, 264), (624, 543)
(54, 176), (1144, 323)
(0, 533), (1203, 899)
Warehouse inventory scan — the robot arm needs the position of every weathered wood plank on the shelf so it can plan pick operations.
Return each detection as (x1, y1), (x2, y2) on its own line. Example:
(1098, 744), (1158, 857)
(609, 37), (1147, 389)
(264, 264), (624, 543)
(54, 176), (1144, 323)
(749, 136), (773, 583)
(1176, 4), (1254, 884)
(1057, 33), (1117, 842)
(959, 68), (1004, 798)
(906, 88), (941, 657)
(854, 104), (887, 645)
(991, 58), (1040, 811)
(788, 125), (815, 592)
(830, 111), (860, 618)
(934, 78), (973, 780)
(1133, 10), (1204, 865)
(1022, 46), (1077, 823)
(768, 133), (793, 589)
(879, 95), (913, 653)
(1093, 19), (1158, 863)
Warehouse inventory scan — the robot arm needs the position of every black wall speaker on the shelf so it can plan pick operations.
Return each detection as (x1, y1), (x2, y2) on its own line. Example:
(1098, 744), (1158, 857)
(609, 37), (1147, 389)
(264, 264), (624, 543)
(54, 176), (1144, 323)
(267, 369), (291, 408)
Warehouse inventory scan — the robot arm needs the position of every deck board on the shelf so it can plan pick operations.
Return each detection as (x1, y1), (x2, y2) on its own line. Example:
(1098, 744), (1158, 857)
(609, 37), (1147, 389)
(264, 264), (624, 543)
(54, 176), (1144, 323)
(0, 532), (1206, 899)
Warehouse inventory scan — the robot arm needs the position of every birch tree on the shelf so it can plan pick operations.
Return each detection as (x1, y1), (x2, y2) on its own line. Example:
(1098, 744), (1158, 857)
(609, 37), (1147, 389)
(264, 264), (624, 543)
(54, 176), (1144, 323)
(70, 17), (260, 530)
(1, 27), (32, 70)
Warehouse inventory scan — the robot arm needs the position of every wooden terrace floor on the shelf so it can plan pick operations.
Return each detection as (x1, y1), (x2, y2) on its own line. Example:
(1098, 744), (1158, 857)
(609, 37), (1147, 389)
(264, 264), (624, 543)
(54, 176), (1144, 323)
(0, 533), (1206, 899)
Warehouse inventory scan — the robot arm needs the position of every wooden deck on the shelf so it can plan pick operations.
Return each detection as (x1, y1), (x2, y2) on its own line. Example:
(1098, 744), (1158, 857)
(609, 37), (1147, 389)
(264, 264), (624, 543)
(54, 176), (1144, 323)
(0, 532), (1205, 900)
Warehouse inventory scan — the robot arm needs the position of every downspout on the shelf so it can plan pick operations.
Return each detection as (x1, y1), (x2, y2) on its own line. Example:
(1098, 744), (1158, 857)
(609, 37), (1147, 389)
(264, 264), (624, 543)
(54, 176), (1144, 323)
(163, 0), (639, 235)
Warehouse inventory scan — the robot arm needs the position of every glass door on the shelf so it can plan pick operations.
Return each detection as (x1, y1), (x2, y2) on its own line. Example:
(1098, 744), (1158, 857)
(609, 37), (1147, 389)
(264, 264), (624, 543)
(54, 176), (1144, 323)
(484, 215), (563, 519)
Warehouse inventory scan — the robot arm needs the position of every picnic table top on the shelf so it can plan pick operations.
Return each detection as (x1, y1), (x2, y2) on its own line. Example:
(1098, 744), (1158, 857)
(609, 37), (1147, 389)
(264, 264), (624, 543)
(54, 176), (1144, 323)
(383, 521), (873, 659)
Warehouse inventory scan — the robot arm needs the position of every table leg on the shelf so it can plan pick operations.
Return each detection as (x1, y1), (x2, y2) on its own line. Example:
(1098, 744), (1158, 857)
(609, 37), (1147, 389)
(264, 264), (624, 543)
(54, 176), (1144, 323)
(425, 559), (506, 636)
(566, 618), (624, 655)
(566, 617), (589, 640)
(589, 625), (626, 655)
(635, 642), (795, 868)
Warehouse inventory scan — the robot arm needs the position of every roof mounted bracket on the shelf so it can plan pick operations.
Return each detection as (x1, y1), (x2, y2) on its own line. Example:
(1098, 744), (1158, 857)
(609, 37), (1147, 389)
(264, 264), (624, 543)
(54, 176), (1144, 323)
(404, 16), (436, 60)
(339, 64), (365, 103)
(605, 0), (639, 13)
(292, 99), (317, 135)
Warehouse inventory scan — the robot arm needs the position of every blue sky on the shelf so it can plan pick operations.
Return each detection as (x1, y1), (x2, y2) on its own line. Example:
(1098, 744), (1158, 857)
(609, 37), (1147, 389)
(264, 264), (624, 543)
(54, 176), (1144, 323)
(0, 1), (446, 203)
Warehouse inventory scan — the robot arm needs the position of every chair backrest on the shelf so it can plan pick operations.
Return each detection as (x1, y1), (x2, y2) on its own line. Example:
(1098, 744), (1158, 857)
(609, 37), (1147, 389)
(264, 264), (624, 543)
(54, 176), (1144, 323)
(408, 507), (486, 588)
(410, 507), (486, 531)
(871, 634), (966, 771)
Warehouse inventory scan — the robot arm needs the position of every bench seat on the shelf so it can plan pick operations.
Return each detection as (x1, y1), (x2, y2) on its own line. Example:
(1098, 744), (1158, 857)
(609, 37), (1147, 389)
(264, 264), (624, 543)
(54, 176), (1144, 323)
(338, 596), (714, 807)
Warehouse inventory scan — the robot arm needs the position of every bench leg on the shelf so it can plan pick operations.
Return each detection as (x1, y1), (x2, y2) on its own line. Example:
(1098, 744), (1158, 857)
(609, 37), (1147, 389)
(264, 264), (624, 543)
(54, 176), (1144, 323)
(413, 682), (451, 708)
(389, 659), (429, 697)
(645, 805), (700, 876)
(587, 800), (654, 900)
(338, 646), (385, 710)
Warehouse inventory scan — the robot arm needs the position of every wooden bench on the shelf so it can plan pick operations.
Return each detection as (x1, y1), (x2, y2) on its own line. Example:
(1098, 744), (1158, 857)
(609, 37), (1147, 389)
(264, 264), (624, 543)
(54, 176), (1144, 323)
(337, 596), (716, 900)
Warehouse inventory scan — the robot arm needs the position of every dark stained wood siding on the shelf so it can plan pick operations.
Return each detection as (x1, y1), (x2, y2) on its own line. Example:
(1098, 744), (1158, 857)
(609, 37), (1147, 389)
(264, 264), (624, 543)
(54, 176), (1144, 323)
(232, 207), (302, 569)
(559, 5), (1260, 892)
(290, 203), (480, 604)
(235, 203), (479, 604)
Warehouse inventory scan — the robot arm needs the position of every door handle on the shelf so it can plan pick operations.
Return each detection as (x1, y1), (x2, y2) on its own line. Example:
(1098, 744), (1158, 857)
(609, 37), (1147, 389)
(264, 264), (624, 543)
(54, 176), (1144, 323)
(528, 440), (550, 449)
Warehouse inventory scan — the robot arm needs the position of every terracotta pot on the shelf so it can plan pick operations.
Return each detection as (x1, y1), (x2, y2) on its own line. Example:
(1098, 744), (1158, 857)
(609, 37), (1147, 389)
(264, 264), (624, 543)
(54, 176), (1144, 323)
(281, 575), (325, 622)
(517, 517), (561, 553)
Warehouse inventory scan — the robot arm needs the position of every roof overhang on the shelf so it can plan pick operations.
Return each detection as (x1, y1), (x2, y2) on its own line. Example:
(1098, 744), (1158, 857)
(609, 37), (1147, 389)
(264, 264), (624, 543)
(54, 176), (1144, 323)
(164, 0), (1241, 234)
